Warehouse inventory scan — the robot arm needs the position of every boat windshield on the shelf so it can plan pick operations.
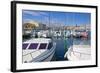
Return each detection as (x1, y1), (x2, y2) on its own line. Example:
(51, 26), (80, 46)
(22, 43), (28, 49)
(28, 43), (38, 49)
(39, 43), (47, 49)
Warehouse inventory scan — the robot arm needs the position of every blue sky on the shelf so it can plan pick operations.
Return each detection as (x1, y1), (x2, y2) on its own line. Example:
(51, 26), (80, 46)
(22, 10), (91, 26)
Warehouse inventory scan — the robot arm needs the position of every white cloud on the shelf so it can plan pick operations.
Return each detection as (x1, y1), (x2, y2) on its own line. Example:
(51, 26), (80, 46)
(23, 10), (48, 16)
(22, 18), (39, 24)
(23, 19), (32, 24)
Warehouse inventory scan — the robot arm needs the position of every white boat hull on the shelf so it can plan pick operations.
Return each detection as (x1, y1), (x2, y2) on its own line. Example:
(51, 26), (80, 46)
(23, 42), (56, 63)
(30, 42), (56, 62)
(64, 45), (91, 61)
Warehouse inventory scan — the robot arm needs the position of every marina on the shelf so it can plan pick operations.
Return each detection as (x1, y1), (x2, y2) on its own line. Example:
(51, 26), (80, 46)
(22, 30), (91, 62)
(22, 10), (91, 62)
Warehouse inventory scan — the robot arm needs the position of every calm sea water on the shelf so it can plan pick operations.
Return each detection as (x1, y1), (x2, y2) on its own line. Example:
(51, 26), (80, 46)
(53, 38), (65, 61)
(52, 38), (73, 61)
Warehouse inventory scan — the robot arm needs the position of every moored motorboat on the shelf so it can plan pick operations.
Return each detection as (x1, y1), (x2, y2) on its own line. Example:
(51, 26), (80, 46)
(22, 38), (56, 63)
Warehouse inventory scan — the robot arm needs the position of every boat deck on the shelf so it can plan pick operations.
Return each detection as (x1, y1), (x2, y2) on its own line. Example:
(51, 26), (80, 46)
(64, 45), (91, 61)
